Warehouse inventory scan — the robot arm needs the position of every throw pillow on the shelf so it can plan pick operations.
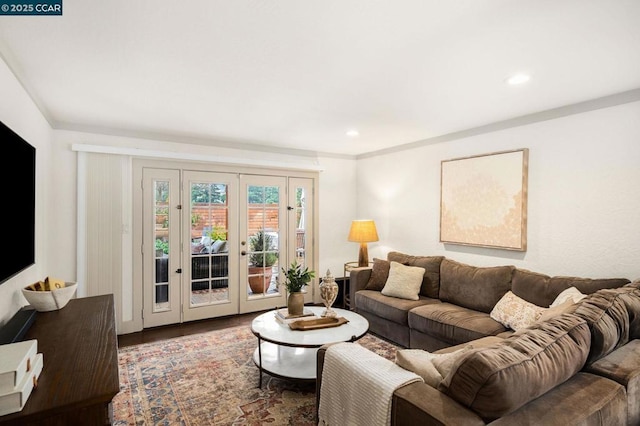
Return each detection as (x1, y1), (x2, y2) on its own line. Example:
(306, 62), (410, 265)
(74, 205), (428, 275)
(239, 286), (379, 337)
(395, 350), (443, 388)
(490, 291), (546, 331)
(381, 261), (425, 300)
(212, 239), (227, 253)
(535, 299), (577, 324)
(191, 243), (205, 254)
(395, 345), (474, 388)
(431, 345), (474, 378)
(365, 258), (390, 291)
(550, 286), (587, 307)
(387, 252), (444, 298)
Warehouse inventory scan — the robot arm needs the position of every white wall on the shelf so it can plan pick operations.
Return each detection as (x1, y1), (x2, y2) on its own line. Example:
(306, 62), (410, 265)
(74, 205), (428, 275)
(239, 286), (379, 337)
(0, 58), (52, 324)
(317, 155), (358, 276)
(357, 100), (640, 280)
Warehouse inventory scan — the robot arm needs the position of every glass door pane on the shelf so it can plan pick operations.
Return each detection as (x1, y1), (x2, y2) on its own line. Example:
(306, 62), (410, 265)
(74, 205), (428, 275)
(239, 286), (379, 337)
(189, 182), (230, 306)
(239, 175), (287, 313)
(247, 184), (281, 298)
(153, 180), (170, 312)
(143, 168), (181, 328)
(289, 177), (315, 305)
(295, 186), (307, 266)
(183, 171), (238, 322)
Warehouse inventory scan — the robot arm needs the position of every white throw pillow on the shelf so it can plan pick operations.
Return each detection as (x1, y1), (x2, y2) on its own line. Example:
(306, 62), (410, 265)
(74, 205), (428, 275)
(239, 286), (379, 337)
(550, 286), (587, 307)
(381, 261), (425, 300)
(212, 239), (227, 253)
(490, 291), (546, 331)
(396, 345), (474, 388)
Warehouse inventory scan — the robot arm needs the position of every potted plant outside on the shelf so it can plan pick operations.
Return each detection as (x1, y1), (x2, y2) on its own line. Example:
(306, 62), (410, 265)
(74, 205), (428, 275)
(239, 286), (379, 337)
(248, 229), (278, 294)
(280, 261), (315, 316)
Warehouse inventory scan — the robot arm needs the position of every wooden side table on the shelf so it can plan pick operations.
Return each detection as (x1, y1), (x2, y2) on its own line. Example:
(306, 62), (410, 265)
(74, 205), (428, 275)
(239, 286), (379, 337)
(343, 261), (372, 310)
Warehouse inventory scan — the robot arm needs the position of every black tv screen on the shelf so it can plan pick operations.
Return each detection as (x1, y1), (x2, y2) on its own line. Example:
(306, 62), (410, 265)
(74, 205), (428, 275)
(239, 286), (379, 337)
(1, 121), (36, 284)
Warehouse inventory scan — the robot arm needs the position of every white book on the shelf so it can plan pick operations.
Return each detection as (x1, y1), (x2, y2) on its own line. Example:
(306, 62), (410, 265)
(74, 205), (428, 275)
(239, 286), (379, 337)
(0, 340), (38, 394)
(0, 352), (43, 416)
(274, 308), (318, 324)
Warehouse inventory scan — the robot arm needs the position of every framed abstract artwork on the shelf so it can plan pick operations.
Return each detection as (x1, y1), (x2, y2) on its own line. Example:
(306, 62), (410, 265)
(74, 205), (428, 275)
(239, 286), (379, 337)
(440, 149), (529, 251)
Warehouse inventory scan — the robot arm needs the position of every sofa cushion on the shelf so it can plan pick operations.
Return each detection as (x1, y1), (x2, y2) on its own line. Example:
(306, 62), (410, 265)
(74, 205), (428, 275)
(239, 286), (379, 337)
(550, 275), (630, 296)
(491, 372), (627, 426)
(627, 279), (640, 290)
(381, 261), (425, 300)
(490, 291), (546, 331)
(409, 303), (507, 346)
(510, 269), (555, 307)
(602, 286), (640, 340)
(439, 259), (514, 314)
(511, 268), (630, 308)
(573, 289), (630, 365)
(355, 290), (438, 325)
(387, 252), (444, 299)
(620, 289), (640, 339)
(365, 258), (390, 291)
(585, 339), (640, 425)
(439, 314), (591, 422)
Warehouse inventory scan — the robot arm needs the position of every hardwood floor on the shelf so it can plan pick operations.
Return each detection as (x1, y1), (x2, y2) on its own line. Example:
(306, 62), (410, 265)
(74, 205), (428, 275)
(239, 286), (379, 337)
(117, 310), (269, 348)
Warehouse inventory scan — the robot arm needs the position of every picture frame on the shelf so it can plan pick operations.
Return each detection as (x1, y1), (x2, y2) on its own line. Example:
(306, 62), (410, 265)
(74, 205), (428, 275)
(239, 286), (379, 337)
(440, 149), (528, 251)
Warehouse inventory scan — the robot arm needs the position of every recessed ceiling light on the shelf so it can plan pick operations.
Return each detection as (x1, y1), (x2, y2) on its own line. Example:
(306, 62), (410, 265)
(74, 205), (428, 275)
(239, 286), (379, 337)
(346, 130), (359, 137)
(505, 73), (531, 85)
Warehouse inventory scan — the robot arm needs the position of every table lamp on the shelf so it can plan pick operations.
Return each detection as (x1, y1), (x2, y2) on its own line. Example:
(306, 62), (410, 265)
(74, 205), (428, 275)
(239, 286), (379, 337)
(348, 220), (379, 267)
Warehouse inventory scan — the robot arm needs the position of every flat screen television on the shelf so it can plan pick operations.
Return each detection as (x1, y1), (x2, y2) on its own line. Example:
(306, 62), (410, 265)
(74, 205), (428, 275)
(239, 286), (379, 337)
(0, 121), (36, 284)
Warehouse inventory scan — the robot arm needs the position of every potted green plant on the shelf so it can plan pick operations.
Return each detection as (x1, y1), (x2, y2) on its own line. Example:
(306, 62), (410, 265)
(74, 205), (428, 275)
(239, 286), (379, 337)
(248, 229), (278, 294)
(280, 261), (315, 316)
(155, 238), (168, 257)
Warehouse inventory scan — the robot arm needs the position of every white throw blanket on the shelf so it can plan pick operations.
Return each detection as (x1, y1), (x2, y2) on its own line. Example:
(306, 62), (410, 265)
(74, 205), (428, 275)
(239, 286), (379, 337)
(318, 342), (423, 426)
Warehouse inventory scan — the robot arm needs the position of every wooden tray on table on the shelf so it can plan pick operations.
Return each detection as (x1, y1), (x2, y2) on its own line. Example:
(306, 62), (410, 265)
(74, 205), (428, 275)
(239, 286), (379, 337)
(288, 316), (349, 330)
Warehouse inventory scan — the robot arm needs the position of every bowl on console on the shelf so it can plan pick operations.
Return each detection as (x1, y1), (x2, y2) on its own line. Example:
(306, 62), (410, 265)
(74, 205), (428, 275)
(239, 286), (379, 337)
(22, 282), (78, 312)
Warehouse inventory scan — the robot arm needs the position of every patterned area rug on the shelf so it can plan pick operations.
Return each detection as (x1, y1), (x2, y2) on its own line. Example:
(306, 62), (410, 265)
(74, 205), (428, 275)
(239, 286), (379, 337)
(113, 324), (399, 425)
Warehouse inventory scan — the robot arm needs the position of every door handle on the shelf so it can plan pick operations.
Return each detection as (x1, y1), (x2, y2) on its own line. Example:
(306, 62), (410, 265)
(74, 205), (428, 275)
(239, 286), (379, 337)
(241, 251), (247, 256)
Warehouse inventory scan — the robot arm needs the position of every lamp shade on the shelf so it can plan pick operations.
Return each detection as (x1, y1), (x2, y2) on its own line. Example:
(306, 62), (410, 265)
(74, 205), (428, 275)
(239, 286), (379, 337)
(348, 220), (379, 243)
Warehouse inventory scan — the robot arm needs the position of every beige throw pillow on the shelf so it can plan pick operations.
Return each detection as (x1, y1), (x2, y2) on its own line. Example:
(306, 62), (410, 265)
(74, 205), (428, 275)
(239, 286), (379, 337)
(381, 261), (425, 300)
(431, 345), (474, 378)
(490, 291), (546, 331)
(396, 345), (474, 388)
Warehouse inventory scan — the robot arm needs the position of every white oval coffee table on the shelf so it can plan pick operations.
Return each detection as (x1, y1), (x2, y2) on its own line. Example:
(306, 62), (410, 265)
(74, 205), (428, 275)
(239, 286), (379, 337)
(251, 306), (369, 387)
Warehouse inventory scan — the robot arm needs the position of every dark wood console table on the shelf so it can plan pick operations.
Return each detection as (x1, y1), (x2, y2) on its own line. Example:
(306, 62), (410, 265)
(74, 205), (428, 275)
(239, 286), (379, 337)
(0, 295), (120, 425)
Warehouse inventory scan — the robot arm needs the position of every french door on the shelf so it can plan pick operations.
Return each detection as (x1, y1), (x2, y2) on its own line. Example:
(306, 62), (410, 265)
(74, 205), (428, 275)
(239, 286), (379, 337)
(182, 171), (239, 322)
(239, 175), (288, 313)
(142, 168), (182, 328)
(141, 167), (314, 328)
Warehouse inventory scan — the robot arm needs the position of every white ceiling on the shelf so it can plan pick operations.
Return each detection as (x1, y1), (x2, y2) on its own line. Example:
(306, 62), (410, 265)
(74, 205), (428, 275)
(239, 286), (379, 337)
(1, 0), (639, 156)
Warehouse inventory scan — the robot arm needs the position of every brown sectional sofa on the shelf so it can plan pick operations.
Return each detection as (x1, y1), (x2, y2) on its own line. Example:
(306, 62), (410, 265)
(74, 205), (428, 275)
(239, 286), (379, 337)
(316, 252), (640, 425)
(351, 252), (630, 351)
